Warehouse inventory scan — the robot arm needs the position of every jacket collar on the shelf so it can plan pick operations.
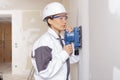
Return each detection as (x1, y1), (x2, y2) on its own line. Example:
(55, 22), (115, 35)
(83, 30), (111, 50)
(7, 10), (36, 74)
(47, 28), (64, 39)
(48, 28), (59, 39)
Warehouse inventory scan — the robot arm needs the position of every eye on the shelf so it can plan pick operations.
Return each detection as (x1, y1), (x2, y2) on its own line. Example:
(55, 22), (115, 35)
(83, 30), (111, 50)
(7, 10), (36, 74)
(59, 17), (63, 20)
(60, 16), (68, 20)
(65, 16), (68, 20)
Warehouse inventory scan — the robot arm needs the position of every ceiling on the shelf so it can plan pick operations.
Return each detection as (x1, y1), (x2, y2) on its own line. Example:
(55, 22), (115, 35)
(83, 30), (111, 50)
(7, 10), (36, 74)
(0, 0), (62, 10)
(0, 0), (64, 22)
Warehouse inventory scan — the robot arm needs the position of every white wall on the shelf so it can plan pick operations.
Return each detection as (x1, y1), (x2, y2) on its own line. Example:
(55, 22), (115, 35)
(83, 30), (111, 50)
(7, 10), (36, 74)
(90, 0), (120, 80)
(78, 0), (90, 80)
(69, 0), (90, 80)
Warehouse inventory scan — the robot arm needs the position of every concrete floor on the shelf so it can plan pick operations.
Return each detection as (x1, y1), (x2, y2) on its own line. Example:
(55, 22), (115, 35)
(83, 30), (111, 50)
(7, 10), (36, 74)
(0, 63), (31, 80)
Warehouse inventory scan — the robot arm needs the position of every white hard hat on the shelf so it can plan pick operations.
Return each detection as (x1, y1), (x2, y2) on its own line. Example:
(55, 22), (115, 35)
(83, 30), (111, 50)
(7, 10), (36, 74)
(42, 2), (67, 21)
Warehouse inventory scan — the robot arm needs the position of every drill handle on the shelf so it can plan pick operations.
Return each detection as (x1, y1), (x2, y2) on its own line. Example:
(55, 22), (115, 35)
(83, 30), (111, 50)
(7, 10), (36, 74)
(74, 49), (79, 55)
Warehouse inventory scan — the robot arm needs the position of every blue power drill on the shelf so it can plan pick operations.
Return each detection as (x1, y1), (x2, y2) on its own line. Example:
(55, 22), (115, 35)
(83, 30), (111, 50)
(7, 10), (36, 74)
(64, 26), (82, 55)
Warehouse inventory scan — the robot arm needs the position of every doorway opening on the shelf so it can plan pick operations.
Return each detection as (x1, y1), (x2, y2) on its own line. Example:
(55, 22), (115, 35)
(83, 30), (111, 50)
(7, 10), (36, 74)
(0, 15), (12, 74)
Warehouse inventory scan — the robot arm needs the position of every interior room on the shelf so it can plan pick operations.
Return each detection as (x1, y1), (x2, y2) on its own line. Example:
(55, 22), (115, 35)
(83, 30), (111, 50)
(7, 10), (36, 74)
(0, 0), (120, 80)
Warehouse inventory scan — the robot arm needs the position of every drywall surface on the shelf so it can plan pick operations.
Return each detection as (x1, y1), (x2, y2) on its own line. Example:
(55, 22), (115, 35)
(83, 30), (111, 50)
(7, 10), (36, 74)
(89, 0), (120, 80)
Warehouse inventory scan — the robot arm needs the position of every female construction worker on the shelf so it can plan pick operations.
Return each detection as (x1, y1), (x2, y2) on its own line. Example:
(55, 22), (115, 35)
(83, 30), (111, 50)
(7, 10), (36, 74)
(31, 2), (80, 80)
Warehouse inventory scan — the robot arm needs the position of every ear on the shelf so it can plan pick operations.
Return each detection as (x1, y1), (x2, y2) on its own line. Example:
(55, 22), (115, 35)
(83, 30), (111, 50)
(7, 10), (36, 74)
(48, 19), (53, 25)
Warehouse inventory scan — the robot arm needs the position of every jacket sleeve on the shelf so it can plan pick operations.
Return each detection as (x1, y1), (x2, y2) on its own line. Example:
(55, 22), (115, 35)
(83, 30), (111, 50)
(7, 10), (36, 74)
(34, 46), (52, 72)
(69, 53), (80, 64)
(34, 46), (69, 79)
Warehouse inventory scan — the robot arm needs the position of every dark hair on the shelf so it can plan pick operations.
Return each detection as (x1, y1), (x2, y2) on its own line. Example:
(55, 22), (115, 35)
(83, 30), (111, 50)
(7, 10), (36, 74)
(44, 16), (55, 27)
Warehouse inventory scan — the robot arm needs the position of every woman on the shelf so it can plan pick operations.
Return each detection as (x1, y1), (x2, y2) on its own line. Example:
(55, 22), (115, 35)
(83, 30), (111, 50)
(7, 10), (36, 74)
(31, 2), (80, 80)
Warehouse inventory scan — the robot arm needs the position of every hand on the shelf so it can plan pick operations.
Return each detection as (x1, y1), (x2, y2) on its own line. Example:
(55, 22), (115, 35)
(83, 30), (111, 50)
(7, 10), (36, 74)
(63, 44), (73, 55)
(65, 25), (73, 32)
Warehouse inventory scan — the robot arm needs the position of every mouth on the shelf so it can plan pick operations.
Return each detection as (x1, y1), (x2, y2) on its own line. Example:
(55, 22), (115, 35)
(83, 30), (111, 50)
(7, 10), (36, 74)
(63, 24), (66, 27)
(61, 25), (66, 30)
(62, 25), (66, 28)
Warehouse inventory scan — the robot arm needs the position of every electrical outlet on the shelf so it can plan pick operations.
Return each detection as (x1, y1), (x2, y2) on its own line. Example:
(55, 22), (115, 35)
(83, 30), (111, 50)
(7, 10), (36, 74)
(15, 65), (18, 68)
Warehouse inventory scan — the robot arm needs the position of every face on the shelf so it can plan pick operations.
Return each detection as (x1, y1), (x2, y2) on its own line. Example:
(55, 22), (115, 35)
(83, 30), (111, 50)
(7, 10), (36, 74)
(48, 13), (68, 34)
